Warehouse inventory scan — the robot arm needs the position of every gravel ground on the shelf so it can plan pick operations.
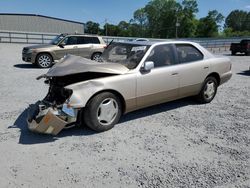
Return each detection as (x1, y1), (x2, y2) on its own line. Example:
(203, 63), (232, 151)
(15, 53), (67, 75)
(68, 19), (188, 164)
(0, 43), (249, 188)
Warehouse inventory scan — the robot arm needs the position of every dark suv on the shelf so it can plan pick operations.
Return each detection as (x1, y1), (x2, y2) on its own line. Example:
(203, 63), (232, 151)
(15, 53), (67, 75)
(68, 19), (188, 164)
(22, 34), (106, 68)
(230, 39), (250, 56)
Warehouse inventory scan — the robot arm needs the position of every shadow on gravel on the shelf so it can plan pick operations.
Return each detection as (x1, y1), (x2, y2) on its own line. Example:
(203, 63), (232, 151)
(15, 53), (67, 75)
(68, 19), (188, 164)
(14, 64), (41, 69)
(9, 109), (96, 145)
(237, 70), (250, 76)
(10, 98), (196, 145)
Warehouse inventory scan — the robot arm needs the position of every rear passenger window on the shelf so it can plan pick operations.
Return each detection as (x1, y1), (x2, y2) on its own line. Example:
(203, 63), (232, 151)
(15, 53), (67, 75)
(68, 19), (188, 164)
(176, 44), (203, 63)
(84, 37), (100, 44)
(77, 37), (85, 44)
(90, 37), (100, 44)
(76, 36), (101, 44)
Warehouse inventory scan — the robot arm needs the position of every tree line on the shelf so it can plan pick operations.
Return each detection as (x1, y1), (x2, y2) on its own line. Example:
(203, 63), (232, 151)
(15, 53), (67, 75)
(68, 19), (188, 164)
(85, 0), (250, 38)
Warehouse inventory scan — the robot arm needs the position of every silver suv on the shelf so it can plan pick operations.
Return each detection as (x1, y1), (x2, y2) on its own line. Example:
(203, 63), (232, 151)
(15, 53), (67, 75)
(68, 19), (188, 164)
(22, 34), (106, 68)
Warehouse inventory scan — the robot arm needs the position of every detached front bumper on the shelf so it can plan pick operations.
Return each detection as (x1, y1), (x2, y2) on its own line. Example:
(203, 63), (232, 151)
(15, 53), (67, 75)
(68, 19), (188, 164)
(27, 101), (77, 135)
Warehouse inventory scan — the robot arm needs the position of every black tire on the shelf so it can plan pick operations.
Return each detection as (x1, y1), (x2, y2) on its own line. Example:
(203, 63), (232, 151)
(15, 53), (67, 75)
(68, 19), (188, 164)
(36, 53), (53, 68)
(83, 92), (122, 132)
(231, 51), (236, 56)
(91, 52), (102, 62)
(197, 77), (218, 104)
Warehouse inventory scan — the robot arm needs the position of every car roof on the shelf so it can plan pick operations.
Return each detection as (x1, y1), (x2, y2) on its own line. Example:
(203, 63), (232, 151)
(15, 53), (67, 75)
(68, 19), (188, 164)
(60, 33), (101, 38)
(113, 40), (199, 46)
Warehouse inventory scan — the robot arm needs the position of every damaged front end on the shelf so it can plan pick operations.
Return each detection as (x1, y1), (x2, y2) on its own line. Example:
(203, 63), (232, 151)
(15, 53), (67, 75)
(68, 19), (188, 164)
(27, 77), (79, 135)
(26, 54), (129, 135)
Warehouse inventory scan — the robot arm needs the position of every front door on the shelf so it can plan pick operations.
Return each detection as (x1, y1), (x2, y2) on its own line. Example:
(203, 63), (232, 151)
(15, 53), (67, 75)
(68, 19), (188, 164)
(77, 36), (94, 58)
(54, 36), (79, 59)
(136, 44), (179, 109)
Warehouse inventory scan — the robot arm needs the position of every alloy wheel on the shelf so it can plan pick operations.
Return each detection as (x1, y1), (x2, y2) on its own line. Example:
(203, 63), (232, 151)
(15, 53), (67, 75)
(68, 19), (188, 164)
(97, 98), (118, 126)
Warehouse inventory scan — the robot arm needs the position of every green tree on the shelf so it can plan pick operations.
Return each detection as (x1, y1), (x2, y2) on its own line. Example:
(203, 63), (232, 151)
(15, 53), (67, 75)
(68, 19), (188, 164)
(133, 8), (147, 36)
(85, 21), (100, 34)
(196, 10), (224, 37)
(225, 10), (250, 32)
(126, 19), (142, 37)
(132, 0), (199, 38)
(178, 0), (198, 38)
(103, 23), (120, 36)
(117, 21), (130, 36)
(144, 0), (179, 38)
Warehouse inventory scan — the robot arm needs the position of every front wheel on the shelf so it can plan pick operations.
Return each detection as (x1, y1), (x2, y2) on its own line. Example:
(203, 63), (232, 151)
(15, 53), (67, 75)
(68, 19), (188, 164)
(197, 77), (218, 103)
(83, 92), (122, 132)
(36, 53), (53, 68)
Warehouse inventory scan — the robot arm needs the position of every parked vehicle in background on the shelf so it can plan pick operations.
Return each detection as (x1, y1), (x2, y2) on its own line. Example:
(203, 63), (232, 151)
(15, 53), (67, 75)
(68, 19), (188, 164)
(135, 38), (149, 42)
(27, 41), (232, 135)
(22, 33), (106, 68)
(230, 39), (250, 56)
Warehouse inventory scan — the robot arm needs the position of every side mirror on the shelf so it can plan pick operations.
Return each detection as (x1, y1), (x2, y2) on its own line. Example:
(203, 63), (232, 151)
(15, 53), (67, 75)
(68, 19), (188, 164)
(58, 42), (65, 48)
(142, 61), (154, 72)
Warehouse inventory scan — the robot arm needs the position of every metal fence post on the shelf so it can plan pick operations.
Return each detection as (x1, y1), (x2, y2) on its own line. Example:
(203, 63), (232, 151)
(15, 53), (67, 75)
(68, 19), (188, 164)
(26, 33), (28, 43)
(9, 32), (11, 43)
(42, 34), (44, 44)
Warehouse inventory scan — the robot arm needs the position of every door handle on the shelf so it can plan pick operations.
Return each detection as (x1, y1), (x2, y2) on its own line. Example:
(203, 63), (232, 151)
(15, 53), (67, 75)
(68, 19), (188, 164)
(171, 72), (178, 75)
(73, 46), (78, 49)
(204, 66), (209, 69)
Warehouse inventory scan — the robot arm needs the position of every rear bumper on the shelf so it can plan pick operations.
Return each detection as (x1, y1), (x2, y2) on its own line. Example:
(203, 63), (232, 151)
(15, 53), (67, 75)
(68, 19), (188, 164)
(220, 71), (232, 85)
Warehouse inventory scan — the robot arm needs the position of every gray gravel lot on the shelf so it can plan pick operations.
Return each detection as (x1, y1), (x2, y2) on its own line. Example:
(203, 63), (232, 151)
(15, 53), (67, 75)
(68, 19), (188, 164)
(0, 43), (249, 188)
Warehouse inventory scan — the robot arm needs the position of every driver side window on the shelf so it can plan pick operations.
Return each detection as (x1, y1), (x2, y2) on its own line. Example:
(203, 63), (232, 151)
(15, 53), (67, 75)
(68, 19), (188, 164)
(62, 36), (78, 45)
(146, 44), (176, 68)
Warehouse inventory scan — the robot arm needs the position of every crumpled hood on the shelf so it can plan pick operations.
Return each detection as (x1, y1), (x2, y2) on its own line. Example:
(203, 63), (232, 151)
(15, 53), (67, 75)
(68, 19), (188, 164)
(39, 55), (130, 78)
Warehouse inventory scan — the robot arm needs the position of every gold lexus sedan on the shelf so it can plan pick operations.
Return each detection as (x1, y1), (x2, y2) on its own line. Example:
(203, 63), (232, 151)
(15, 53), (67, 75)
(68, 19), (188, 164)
(27, 41), (232, 135)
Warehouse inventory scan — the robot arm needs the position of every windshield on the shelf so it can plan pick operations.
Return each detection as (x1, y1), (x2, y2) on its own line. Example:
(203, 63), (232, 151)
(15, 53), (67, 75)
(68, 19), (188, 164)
(50, 34), (65, 45)
(101, 43), (150, 69)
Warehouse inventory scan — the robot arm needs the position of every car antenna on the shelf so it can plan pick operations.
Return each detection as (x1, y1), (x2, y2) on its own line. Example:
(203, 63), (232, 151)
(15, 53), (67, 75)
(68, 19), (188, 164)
(106, 39), (114, 48)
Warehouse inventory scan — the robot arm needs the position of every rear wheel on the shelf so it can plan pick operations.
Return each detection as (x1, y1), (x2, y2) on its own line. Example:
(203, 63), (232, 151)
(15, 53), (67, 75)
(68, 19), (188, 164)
(197, 77), (218, 103)
(231, 51), (236, 55)
(245, 51), (250, 56)
(83, 92), (122, 132)
(36, 53), (53, 68)
(91, 52), (102, 62)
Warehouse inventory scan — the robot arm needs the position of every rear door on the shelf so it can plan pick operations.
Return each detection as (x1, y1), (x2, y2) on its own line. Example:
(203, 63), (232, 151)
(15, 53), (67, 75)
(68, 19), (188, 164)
(77, 36), (97, 58)
(136, 44), (180, 108)
(175, 44), (210, 97)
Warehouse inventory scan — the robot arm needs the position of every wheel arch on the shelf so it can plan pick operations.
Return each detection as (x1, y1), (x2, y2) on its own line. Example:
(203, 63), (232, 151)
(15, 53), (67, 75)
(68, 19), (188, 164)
(206, 72), (220, 85)
(35, 52), (54, 63)
(86, 89), (126, 114)
(91, 52), (102, 59)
